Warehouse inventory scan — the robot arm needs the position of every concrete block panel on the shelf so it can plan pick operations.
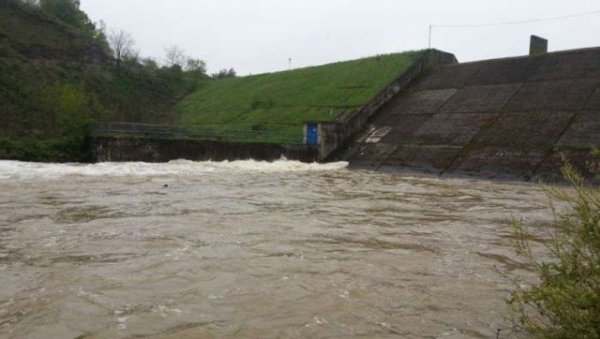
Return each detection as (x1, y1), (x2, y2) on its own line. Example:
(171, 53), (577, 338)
(383, 89), (457, 115)
(382, 144), (463, 171)
(504, 79), (597, 112)
(558, 111), (600, 148)
(465, 57), (543, 86)
(440, 84), (522, 114)
(376, 114), (434, 144)
(363, 126), (393, 144)
(346, 48), (600, 179)
(453, 147), (546, 178)
(411, 113), (499, 146)
(586, 87), (600, 110)
(347, 143), (398, 166)
(536, 149), (598, 182)
(412, 63), (481, 90)
(531, 48), (600, 81)
(471, 112), (575, 149)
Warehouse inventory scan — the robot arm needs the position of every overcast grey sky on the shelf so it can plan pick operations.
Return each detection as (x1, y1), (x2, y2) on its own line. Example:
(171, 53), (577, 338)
(80, 0), (600, 75)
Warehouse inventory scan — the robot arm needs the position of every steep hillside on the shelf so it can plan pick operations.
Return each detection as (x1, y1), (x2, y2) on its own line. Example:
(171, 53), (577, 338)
(178, 51), (423, 135)
(0, 0), (108, 62)
(0, 1), (197, 161)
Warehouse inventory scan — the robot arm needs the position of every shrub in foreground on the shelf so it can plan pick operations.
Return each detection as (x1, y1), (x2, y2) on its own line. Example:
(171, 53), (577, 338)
(510, 162), (600, 338)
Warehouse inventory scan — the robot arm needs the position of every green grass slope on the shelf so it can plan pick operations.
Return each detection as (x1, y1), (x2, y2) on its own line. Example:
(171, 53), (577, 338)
(178, 51), (423, 136)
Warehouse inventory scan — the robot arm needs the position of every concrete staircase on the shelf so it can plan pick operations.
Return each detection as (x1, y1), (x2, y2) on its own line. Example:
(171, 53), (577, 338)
(346, 47), (600, 180)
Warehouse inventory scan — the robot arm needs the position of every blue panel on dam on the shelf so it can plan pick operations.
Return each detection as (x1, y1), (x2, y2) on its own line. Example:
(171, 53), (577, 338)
(306, 123), (319, 145)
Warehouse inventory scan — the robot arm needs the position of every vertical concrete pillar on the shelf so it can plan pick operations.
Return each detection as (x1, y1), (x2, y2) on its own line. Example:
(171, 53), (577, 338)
(303, 123), (308, 144)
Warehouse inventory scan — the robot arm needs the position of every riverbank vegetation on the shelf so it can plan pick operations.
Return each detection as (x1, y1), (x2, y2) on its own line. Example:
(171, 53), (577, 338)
(511, 159), (600, 338)
(0, 0), (210, 161)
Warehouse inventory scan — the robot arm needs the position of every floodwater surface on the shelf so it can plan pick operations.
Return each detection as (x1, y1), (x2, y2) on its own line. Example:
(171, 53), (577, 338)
(0, 160), (554, 338)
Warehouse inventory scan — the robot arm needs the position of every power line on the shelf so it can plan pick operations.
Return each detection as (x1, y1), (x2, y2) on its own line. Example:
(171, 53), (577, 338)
(434, 9), (600, 28)
(428, 9), (600, 48)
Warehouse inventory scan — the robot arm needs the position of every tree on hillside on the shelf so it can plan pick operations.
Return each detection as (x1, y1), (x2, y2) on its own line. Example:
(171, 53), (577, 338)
(185, 58), (207, 87)
(185, 58), (206, 73)
(211, 68), (237, 80)
(39, 0), (90, 31)
(93, 20), (110, 54)
(19, 0), (40, 5)
(164, 45), (186, 69)
(141, 57), (159, 71)
(22, 0), (109, 52)
(109, 29), (135, 67)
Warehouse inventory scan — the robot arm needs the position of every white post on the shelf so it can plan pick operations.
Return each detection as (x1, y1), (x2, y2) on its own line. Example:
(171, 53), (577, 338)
(428, 25), (432, 49)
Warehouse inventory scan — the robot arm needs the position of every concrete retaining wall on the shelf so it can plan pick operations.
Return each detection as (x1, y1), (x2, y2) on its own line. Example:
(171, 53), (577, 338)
(314, 49), (458, 161)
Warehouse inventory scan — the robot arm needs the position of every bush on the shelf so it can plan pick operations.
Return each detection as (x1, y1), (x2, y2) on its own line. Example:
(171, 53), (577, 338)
(510, 161), (600, 338)
(0, 131), (89, 162)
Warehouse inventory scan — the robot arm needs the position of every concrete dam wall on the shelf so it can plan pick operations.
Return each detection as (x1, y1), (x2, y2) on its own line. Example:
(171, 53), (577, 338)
(346, 47), (600, 180)
(91, 137), (318, 163)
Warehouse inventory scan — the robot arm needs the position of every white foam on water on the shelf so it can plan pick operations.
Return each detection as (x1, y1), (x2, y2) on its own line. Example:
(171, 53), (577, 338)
(0, 159), (349, 181)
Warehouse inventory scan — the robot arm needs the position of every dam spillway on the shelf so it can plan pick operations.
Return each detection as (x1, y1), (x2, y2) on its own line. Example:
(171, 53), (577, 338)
(346, 47), (600, 180)
(85, 47), (600, 181)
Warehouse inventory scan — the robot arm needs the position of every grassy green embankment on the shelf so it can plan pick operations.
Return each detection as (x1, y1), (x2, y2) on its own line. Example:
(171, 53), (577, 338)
(177, 51), (423, 137)
(1, 0), (423, 159)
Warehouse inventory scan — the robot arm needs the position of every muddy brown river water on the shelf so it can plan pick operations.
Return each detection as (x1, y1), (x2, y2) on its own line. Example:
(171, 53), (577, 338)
(0, 160), (555, 338)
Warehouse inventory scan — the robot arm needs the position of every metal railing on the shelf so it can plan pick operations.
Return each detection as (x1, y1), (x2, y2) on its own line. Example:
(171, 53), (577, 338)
(89, 122), (304, 145)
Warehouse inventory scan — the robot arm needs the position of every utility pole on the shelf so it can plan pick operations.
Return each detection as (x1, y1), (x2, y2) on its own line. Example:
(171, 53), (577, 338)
(289, 58), (292, 70)
(428, 25), (432, 49)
